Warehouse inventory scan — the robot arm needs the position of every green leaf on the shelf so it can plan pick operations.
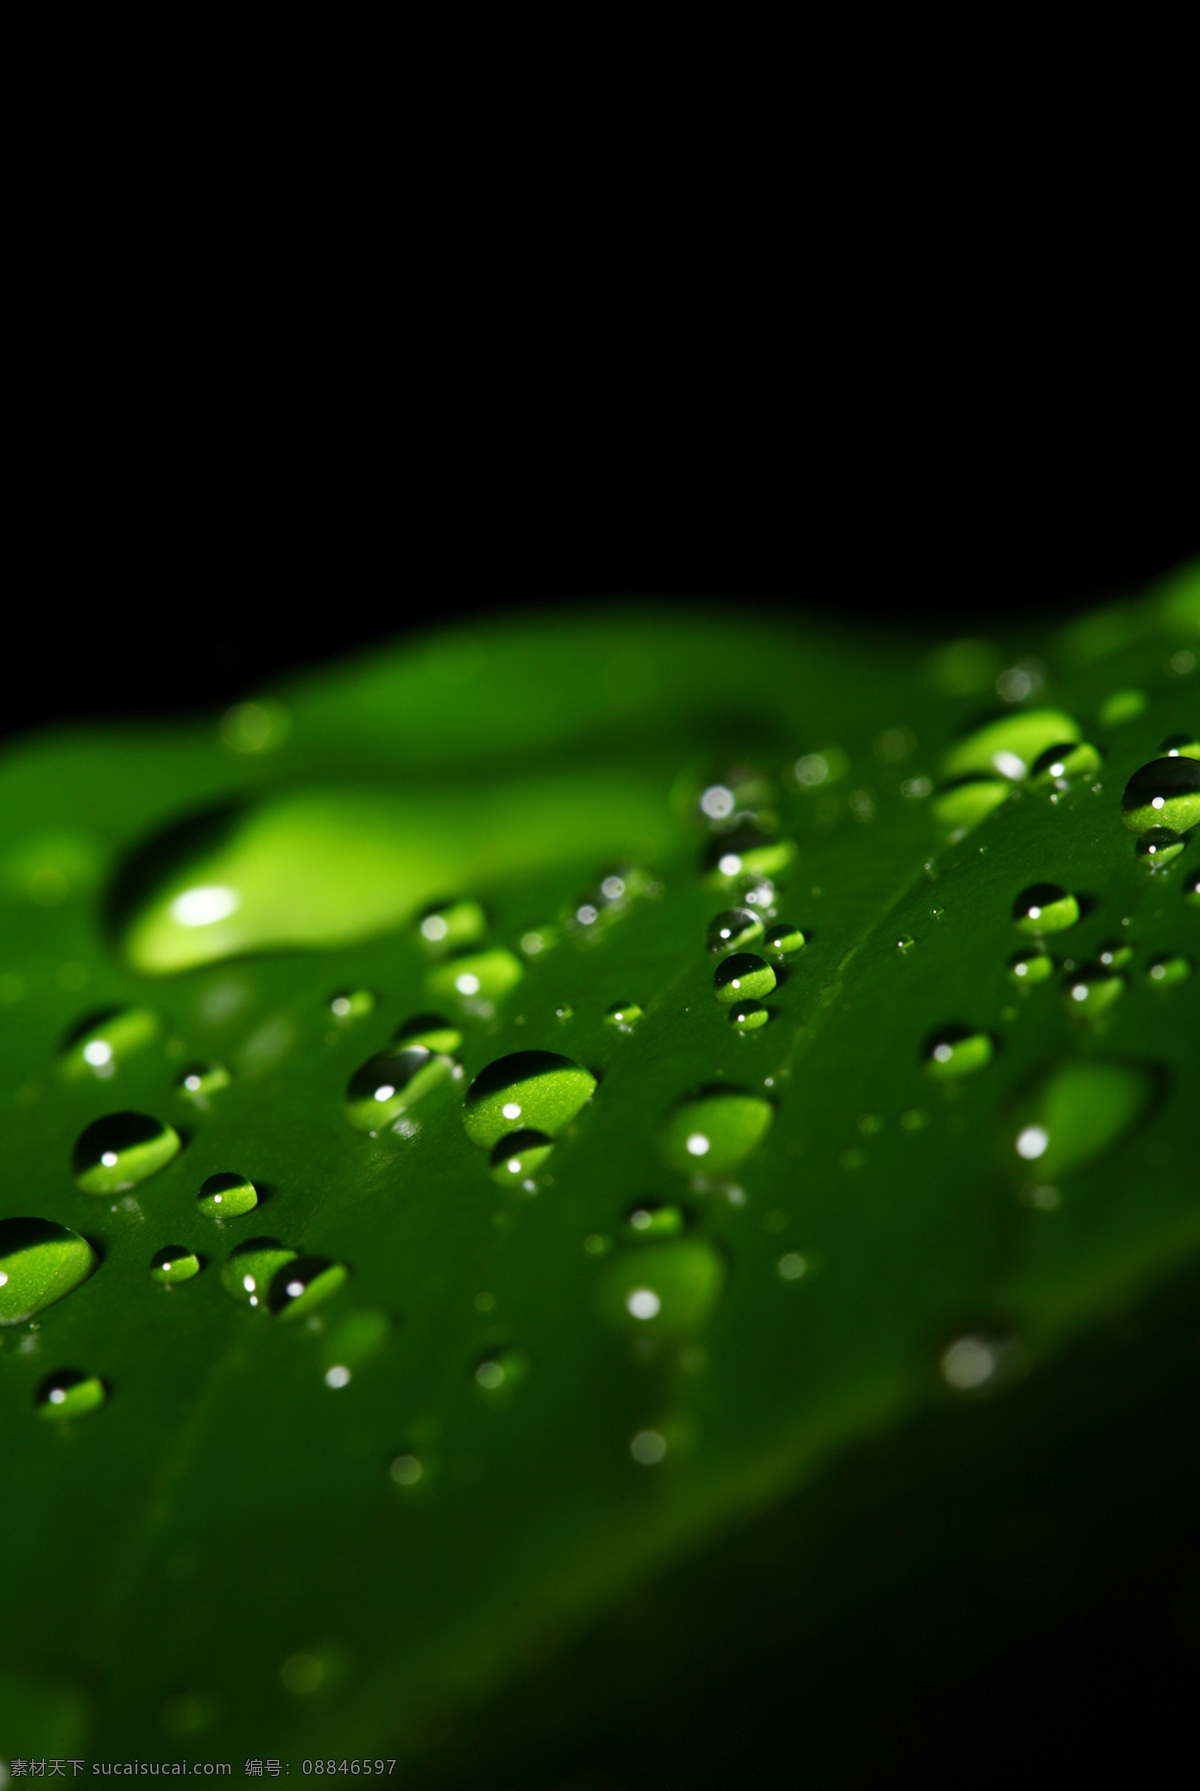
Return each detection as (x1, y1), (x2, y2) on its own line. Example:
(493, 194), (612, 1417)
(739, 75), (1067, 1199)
(1, 561), (1197, 1761)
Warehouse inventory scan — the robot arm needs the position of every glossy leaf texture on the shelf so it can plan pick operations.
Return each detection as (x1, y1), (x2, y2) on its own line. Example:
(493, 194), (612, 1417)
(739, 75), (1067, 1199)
(0, 560), (1197, 1764)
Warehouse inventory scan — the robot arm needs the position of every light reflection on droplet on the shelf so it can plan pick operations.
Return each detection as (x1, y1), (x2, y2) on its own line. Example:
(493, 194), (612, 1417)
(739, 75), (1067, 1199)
(324, 1365), (351, 1388)
(626, 1288), (662, 1320)
(1016, 1126), (1049, 1160)
(630, 1429), (667, 1465)
(685, 1133), (710, 1156)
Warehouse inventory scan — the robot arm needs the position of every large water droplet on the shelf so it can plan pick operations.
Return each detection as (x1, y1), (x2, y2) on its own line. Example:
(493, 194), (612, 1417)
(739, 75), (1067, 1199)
(1009, 1062), (1155, 1179)
(0, 1218), (97, 1325)
(941, 709), (1081, 782)
(1145, 955), (1191, 989)
(221, 1240), (297, 1308)
(426, 948), (523, 1006)
(72, 1112), (181, 1195)
(417, 899), (487, 953)
(597, 1238), (726, 1339)
(344, 1046), (456, 1134)
(150, 1246), (201, 1285)
(1030, 740), (1103, 787)
(1121, 756), (1200, 834)
(713, 953), (776, 1005)
(489, 1129), (554, 1188)
(1007, 950), (1053, 987)
(271, 1256), (348, 1320)
(924, 1030), (994, 1080)
(1012, 884), (1080, 935)
(177, 1061), (231, 1104)
(198, 1171), (258, 1219)
(463, 1051), (596, 1149)
(36, 1371), (107, 1420)
(1063, 970), (1125, 1018)
(659, 1089), (773, 1175)
(705, 909), (764, 955)
(1136, 827), (1185, 869)
(762, 921), (804, 959)
(58, 1006), (161, 1081)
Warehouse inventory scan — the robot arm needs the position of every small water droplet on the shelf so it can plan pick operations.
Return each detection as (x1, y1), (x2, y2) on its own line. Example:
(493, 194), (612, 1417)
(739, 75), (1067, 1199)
(417, 899), (487, 952)
(940, 1335), (1012, 1393)
(598, 1237), (726, 1339)
(58, 1006), (161, 1081)
(899, 1108), (930, 1132)
(630, 1428), (667, 1464)
(1160, 733), (1200, 758)
(427, 947), (523, 1006)
(925, 1030), (994, 1080)
(1184, 868), (1200, 907)
(463, 1052), (596, 1150)
(789, 747), (850, 788)
(1122, 756), (1200, 834)
(344, 1045), (456, 1134)
(941, 709), (1080, 782)
(0, 1218), (97, 1325)
(1007, 949), (1053, 986)
(1099, 688), (1146, 727)
(777, 1252), (807, 1280)
(703, 826), (796, 885)
(712, 953), (776, 1006)
(1030, 740), (1102, 787)
(1135, 828), (1185, 869)
(762, 921), (804, 958)
(1063, 970), (1125, 1018)
(583, 1232), (613, 1256)
(36, 1371), (107, 1420)
(1096, 940), (1135, 969)
(150, 1246), (201, 1285)
(626, 1203), (685, 1239)
(72, 1112), (181, 1195)
(1145, 955), (1191, 989)
(327, 988), (375, 1021)
(705, 908), (764, 955)
(1012, 884), (1080, 936)
(176, 1061), (231, 1104)
(894, 933), (916, 956)
(219, 699), (291, 753)
(390, 1454), (423, 1487)
(839, 1147), (866, 1170)
(221, 1240), (298, 1308)
(198, 1171), (258, 1219)
(271, 1256), (348, 1320)
(393, 1014), (464, 1054)
(728, 999), (769, 1032)
(1008, 1062), (1154, 1179)
(857, 1112), (885, 1135)
(474, 1346), (529, 1397)
(604, 1000), (644, 1030)
(931, 777), (1010, 831)
(489, 1128), (554, 1188)
(659, 1089), (773, 1175)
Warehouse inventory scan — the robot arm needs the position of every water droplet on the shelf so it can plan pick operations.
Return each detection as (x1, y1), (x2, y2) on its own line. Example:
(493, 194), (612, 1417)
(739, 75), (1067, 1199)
(1029, 740), (1102, 787)
(699, 784), (736, 821)
(1007, 950), (1053, 986)
(328, 988), (375, 1021)
(177, 1061), (231, 1103)
(1008, 1062), (1155, 1179)
(427, 948), (523, 1006)
(150, 1246), (201, 1285)
(198, 1171), (258, 1219)
(788, 746), (850, 788)
(1097, 940), (1135, 969)
(1184, 867), (1200, 907)
(932, 778), (1010, 831)
(1145, 955), (1191, 989)
(941, 709), (1081, 782)
(417, 899), (487, 953)
(72, 1112), (181, 1195)
(219, 699), (291, 754)
(896, 934), (916, 954)
(762, 921), (804, 958)
(462, 1051), (596, 1149)
(1136, 827), (1185, 869)
(626, 1203), (685, 1239)
(899, 1108), (930, 1131)
(777, 1252), (808, 1281)
(857, 1112), (885, 1135)
(925, 1030), (994, 1081)
(940, 1335), (1011, 1393)
(1099, 688), (1146, 727)
(659, 1089), (773, 1175)
(728, 999), (769, 1032)
(519, 926), (559, 956)
(390, 1454), (423, 1487)
(703, 827), (796, 884)
(221, 1241), (297, 1308)
(1160, 733), (1200, 759)
(474, 1346), (529, 1397)
(1063, 970), (1125, 1018)
(489, 1128), (554, 1188)
(583, 1233), (613, 1256)
(271, 1256), (348, 1320)
(320, 1308), (390, 1377)
(597, 1238), (726, 1339)
(630, 1429), (667, 1464)
(393, 1015), (463, 1054)
(0, 1218), (98, 1325)
(344, 1045), (456, 1134)
(58, 1006), (161, 1081)
(1012, 884), (1080, 936)
(36, 1371), (107, 1420)
(1122, 756), (1200, 834)
(713, 953), (776, 1006)
(705, 909), (764, 955)
(604, 1000), (644, 1030)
